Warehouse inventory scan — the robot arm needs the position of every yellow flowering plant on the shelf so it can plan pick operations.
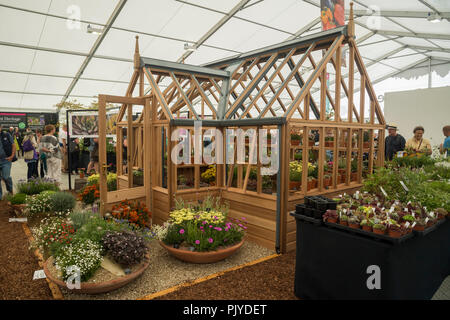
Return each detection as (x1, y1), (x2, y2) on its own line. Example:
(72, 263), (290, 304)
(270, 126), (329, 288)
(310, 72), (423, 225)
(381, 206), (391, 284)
(201, 165), (216, 184)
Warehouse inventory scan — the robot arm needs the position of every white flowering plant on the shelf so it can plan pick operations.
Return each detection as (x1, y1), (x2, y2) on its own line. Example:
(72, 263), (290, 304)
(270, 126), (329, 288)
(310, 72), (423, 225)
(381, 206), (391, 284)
(54, 239), (102, 282)
(25, 192), (54, 216)
(32, 217), (75, 256)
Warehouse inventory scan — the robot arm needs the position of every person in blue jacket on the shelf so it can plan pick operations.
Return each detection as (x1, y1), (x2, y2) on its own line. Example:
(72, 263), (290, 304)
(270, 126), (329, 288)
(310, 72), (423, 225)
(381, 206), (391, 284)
(440, 125), (450, 157)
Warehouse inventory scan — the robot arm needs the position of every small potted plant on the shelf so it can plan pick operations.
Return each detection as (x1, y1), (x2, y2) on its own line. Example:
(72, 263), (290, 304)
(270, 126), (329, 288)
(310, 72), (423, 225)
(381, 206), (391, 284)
(324, 136), (334, 148)
(308, 133), (315, 146)
(350, 160), (358, 181)
(323, 174), (332, 188)
(413, 218), (426, 231)
(339, 214), (348, 226)
(307, 176), (317, 191)
(360, 218), (373, 232)
(363, 131), (370, 148)
(323, 209), (338, 223)
(372, 223), (386, 235)
(435, 208), (448, 220)
(133, 169), (144, 186)
(78, 168), (85, 179)
(348, 216), (360, 229)
(289, 161), (302, 191)
(290, 133), (302, 146)
(388, 222), (403, 238)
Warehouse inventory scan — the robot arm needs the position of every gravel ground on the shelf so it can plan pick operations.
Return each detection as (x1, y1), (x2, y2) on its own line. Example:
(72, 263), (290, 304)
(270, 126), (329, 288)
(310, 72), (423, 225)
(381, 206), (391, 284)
(62, 239), (275, 300)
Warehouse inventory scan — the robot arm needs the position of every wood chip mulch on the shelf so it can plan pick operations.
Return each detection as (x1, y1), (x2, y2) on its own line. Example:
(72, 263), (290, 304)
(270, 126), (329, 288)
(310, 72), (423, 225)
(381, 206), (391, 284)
(0, 201), (53, 300)
(154, 251), (300, 300)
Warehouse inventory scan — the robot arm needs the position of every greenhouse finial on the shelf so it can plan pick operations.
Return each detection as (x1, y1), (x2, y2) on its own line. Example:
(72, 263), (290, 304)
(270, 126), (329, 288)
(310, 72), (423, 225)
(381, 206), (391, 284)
(348, 2), (355, 38)
(134, 35), (140, 70)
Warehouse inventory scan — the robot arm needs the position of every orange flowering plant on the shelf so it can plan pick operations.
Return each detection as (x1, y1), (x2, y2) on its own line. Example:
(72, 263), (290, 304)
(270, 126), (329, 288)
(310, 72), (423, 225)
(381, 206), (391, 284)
(78, 184), (100, 205)
(110, 200), (151, 229)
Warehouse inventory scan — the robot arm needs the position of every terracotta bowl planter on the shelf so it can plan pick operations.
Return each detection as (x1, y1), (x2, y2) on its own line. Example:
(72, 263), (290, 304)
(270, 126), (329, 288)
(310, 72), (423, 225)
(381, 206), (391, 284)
(373, 228), (386, 235)
(160, 240), (244, 264)
(291, 140), (300, 146)
(362, 225), (372, 232)
(43, 253), (150, 294)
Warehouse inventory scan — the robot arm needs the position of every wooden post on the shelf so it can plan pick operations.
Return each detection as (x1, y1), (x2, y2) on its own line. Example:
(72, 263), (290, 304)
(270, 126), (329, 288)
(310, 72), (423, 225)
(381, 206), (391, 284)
(346, 129), (352, 185)
(127, 103), (134, 188)
(348, 44), (355, 123)
(144, 98), (152, 211)
(360, 74), (366, 123)
(302, 126), (308, 195)
(332, 127), (339, 188)
(318, 127), (325, 191)
(368, 129), (374, 175)
(98, 95), (107, 215)
(357, 129), (363, 183)
(335, 46), (341, 122)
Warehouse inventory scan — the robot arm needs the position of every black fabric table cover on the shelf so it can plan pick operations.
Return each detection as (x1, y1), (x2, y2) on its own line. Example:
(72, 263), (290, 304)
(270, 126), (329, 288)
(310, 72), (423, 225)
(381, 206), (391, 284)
(294, 219), (450, 300)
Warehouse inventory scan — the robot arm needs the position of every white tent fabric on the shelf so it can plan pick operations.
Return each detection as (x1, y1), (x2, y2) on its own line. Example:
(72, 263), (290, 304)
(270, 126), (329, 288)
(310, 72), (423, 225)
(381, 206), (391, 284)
(0, 0), (449, 113)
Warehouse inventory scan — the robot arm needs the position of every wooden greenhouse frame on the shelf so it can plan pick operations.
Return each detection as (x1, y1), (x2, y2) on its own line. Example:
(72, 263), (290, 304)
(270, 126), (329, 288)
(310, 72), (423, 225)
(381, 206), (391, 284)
(97, 6), (386, 253)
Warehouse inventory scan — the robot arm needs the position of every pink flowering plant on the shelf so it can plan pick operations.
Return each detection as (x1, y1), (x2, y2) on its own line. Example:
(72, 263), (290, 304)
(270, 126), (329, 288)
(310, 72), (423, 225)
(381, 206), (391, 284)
(160, 196), (247, 251)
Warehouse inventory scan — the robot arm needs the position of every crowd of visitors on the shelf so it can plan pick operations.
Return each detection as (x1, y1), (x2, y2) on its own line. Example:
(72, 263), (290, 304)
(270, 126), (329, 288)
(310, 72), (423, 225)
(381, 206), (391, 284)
(0, 123), (103, 199)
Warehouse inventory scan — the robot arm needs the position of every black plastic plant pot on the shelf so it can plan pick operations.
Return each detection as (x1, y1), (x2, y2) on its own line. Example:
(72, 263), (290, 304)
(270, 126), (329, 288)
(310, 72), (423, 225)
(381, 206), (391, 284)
(295, 204), (306, 215)
(314, 200), (328, 212)
(326, 201), (337, 210)
(312, 208), (323, 220)
(304, 196), (313, 206)
(303, 207), (313, 217)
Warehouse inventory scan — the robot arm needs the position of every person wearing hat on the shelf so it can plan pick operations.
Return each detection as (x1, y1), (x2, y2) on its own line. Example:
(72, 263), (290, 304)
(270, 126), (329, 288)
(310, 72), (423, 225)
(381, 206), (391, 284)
(385, 124), (406, 161)
(405, 126), (432, 155)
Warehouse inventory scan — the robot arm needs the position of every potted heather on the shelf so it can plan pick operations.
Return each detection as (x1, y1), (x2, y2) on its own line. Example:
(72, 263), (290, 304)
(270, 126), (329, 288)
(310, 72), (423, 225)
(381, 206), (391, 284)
(363, 131), (370, 148)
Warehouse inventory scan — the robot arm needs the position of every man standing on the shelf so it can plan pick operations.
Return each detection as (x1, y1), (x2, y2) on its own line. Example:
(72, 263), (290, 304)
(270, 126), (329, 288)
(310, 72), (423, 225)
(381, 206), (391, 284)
(384, 124), (405, 161)
(0, 125), (16, 199)
(59, 124), (68, 173)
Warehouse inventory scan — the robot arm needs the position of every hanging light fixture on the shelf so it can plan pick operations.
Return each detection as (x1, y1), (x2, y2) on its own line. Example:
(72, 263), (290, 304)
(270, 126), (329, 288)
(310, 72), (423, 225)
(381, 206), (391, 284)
(87, 24), (103, 35)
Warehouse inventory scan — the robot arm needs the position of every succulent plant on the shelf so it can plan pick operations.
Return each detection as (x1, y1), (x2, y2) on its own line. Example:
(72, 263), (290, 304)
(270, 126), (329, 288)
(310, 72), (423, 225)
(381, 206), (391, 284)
(373, 223), (386, 230)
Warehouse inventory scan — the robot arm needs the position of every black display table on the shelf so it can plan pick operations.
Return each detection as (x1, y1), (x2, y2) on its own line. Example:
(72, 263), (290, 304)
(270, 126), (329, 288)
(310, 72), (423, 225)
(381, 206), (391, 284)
(293, 217), (450, 299)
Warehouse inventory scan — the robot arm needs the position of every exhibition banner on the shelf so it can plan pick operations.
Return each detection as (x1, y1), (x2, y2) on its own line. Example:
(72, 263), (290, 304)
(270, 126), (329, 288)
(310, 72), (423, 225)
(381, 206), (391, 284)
(69, 110), (118, 138)
(0, 112), (27, 128)
(321, 0), (345, 31)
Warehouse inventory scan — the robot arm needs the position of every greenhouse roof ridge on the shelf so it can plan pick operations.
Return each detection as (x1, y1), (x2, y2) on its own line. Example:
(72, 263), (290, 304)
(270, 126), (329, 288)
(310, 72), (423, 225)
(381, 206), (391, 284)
(202, 26), (348, 69)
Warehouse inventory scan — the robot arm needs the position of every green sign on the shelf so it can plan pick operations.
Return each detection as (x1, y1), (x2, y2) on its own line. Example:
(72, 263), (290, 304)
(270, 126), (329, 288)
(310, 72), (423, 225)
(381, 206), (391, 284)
(18, 122), (26, 129)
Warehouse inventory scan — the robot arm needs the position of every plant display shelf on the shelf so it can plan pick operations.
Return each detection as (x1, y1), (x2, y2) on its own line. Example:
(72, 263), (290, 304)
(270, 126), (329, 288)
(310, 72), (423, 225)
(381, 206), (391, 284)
(323, 221), (414, 244)
(413, 218), (447, 237)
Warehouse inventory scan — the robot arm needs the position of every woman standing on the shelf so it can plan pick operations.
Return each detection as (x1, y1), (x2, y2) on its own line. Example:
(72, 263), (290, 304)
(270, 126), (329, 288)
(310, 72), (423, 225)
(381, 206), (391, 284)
(22, 131), (39, 179)
(39, 125), (62, 183)
(405, 126), (432, 155)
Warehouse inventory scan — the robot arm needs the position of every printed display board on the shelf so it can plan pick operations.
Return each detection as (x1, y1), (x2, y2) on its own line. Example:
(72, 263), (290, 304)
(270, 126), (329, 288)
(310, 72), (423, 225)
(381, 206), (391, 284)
(69, 110), (118, 138)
